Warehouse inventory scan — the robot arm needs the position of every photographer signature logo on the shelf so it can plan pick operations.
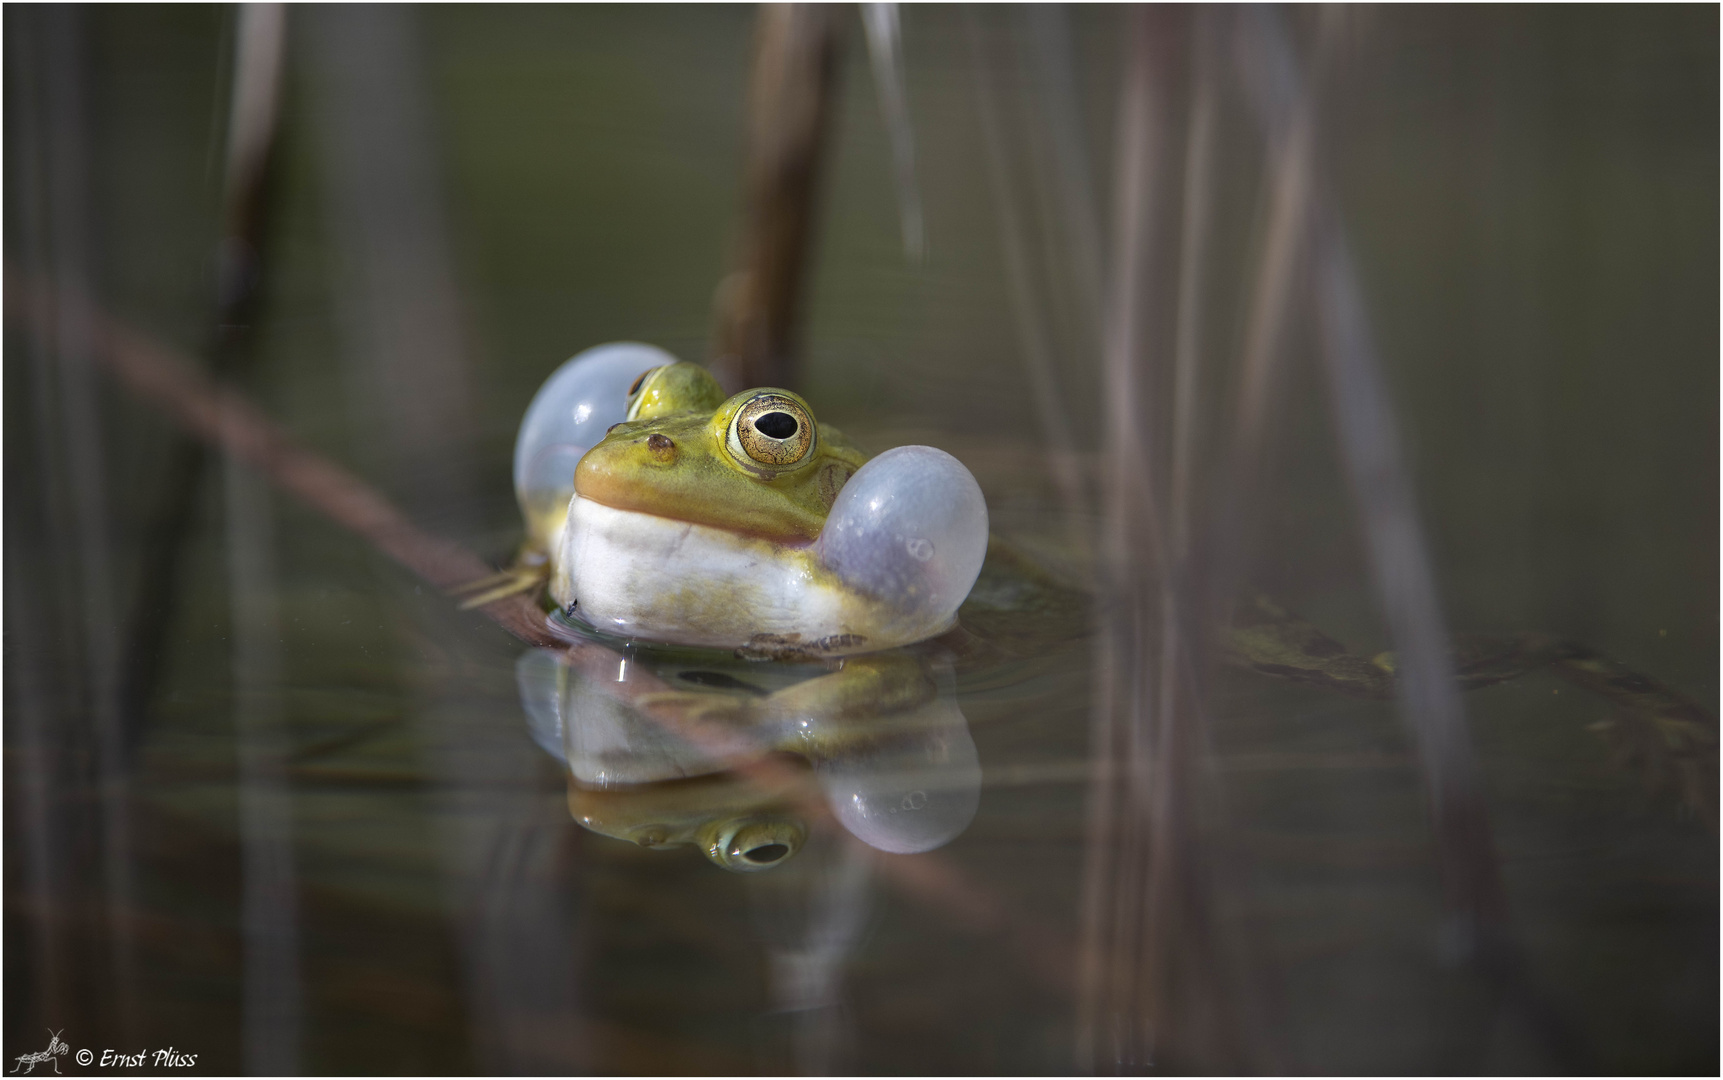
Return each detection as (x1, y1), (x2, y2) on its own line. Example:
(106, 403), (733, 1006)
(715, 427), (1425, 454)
(10, 1031), (67, 1076)
(10, 1033), (198, 1073)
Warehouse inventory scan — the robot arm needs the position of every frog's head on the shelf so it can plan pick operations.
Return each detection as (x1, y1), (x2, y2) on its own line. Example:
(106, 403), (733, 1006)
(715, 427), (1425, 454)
(577, 367), (870, 545)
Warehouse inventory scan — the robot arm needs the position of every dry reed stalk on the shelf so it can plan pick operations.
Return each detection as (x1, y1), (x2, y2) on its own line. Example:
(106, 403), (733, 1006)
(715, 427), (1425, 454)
(1137, 10), (1255, 1071)
(119, 3), (288, 757)
(1075, 5), (1149, 1061)
(303, 9), (585, 1065)
(1236, 0), (1514, 966)
(1077, 9), (1258, 1072)
(1015, 8), (1111, 547)
(4, 495), (71, 1025)
(5, 7), (72, 1030)
(217, 5), (286, 272)
(965, 9), (1091, 529)
(8, 5), (141, 1040)
(1166, 28), (1214, 562)
(190, 13), (305, 1072)
(712, 3), (841, 392)
(1227, 7), (1587, 1067)
(1078, 7), (1175, 1071)
(222, 410), (302, 1077)
(861, 3), (924, 263)
(1019, 5), (1106, 343)
(306, 5), (484, 528)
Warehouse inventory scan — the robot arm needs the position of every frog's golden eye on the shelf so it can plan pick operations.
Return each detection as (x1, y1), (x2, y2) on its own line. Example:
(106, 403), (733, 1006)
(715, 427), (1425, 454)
(730, 393), (815, 468)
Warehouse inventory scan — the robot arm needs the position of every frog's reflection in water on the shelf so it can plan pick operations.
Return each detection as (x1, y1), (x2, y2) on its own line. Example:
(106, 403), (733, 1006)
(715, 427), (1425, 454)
(515, 641), (980, 870)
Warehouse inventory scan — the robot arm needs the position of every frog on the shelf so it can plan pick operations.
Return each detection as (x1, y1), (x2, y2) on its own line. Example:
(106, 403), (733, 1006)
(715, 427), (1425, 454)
(465, 342), (993, 661)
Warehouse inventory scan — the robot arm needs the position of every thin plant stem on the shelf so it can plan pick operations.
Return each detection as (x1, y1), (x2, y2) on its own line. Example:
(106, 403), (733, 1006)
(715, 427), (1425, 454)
(1235, 0), (1513, 965)
(712, 3), (842, 392)
(223, 426), (302, 1077)
(965, 9), (1091, 528)
(303, 7), (581, 1068)
(1078, 8), (1167, 1070)
(27, 6), (142, 1039)
(119, 3), (288, 758)
(861, 3), (923, 264)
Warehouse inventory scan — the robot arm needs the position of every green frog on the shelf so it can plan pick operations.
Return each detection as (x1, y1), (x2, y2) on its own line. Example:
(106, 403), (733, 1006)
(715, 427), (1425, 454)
(482, 343), (992, 659)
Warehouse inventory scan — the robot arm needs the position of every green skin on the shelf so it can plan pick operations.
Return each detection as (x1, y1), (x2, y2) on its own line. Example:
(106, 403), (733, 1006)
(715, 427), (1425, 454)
(540, 364), (1716, 850)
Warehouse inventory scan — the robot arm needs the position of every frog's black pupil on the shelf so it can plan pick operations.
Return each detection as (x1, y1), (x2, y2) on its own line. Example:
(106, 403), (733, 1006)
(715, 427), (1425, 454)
(744, 843), (789, 864)
(754, 412), (798, 439)
(628, 369), (651, 396)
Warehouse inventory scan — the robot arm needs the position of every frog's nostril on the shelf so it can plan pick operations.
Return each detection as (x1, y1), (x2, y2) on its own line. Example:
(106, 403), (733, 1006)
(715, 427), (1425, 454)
(754, 412), (798, 439)
(646, 433), (676, 461)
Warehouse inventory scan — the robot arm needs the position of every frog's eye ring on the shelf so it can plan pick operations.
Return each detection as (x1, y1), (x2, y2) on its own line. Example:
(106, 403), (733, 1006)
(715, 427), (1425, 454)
(729, 393), (815, 468)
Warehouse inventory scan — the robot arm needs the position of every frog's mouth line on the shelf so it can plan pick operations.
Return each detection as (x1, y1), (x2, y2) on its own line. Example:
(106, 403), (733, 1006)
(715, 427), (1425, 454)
(566, 495), (817, 555)
(570, 489), (821, 549)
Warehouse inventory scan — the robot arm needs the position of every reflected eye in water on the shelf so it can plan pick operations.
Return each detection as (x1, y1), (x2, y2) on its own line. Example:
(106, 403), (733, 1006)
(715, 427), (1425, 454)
(705, 816), (807, 872)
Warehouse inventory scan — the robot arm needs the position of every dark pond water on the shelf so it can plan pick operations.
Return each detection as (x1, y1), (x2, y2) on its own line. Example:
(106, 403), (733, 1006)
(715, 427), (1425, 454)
(6, 5), (1716, 1075)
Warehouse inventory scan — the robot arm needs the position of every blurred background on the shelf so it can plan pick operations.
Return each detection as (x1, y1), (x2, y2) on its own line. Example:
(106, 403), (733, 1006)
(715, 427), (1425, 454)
(4, 4), (1716, 1074)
